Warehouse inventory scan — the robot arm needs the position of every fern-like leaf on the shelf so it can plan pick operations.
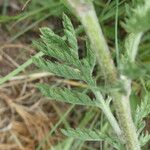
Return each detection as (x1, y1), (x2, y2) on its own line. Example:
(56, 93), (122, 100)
(33, 15), (96, 85)
(86, 43), (96, 70)
(62, 128), (120, 149)
(62, 128), (107, 141)
(33, 57), (82, 80)
(139, 132), (150, 147)
(134, 93), (150, 130)
(63, 13), (78, 54)
(40, 27), (78, 64)
(33, 33), (95, 84)
(83, 41), (96, 73)
(37, 84), (98, 107)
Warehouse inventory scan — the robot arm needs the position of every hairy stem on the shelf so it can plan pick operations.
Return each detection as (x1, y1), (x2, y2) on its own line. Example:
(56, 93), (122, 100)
(64, 0), (117, 81)
(93, 91), (122, 139)
(64, 0), (141, 150)
(113, 78), (140, 150)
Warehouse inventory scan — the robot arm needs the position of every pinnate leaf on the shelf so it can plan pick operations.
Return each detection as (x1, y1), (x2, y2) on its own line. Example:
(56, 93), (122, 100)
(37, 84), (98, 107)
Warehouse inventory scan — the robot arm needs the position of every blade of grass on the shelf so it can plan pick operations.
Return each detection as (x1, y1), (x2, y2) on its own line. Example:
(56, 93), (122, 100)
(9, 5), (64, 42)
(10, 2), (61, 29)
(0, 51), (43, 84)
(115, 0), (119, 66)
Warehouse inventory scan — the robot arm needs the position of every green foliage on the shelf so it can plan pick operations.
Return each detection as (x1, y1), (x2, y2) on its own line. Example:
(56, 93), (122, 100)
(134, 94), (150, 130)
(139, 132), (150, 147)
(33, 57), (82, 80)
(33, 16), (96, 85)
(125, 33), (142, 62)
(32, 6), (150, 148)
(120, 33), (144, 79)
(0, 15), (22, 23)
(33, 14), (123, 148)
(134, 93), (150, 146)
(82, 41), (96, 74)
(39, 27), (78, 63)
(33, 14), (101, 111)
(63, 13), (78, 54)
(61, 128), (120, 149)
(1, 0), (150, 149)
(123, 0), (150, 33)
(37, 83), (99, 107)
(61, 128), (109, 141)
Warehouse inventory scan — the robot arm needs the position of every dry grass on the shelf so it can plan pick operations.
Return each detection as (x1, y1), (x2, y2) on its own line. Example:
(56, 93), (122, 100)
(0, 38), (58, 149)
(0, 83), (57, 150)
(0, 42), (85, 149)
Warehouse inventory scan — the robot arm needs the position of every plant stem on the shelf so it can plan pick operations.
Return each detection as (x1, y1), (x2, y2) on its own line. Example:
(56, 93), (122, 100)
(115, 32), (143, 150)
(113, 78), (140, 150)
(93, 91), (122, 139)
(64, 0), (117, 82)
(64, 0), (141, 150)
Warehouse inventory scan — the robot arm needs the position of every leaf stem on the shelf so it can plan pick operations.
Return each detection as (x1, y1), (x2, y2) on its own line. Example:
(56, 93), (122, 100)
(93, 91), (122, 139)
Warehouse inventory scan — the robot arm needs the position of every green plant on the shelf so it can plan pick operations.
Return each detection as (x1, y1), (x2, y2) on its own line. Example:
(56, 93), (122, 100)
(33, 13), (121, 138)
(33, 0), (150, 150)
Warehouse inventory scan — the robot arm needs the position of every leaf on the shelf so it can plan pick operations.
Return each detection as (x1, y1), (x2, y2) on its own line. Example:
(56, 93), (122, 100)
(123, 0), (150, 33)
(85, 41), (96, 72)
(139, 132), (150, 147)
(33, 18), (95, 85)
(37, 84), (98, 107)
(62, 128), (107, 141)
(40, 27), (78, 64)
(61, 128), (120, 149)
(125, 33), (142, 62)
(33, 57), (82, 80)
(134, 93), (150, 129)
(33, 40), (48, 54)
(63, 13), (78, 54)
(78, 41), (96, 83)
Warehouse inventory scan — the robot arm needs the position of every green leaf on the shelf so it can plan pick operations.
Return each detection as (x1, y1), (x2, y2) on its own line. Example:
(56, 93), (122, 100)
(33, 28), (95, 84)
(63, 13), (78, 54)
(123, 0), (150, 33)
(78, 41), (96, 83)
(134, 93), (150, 129)
(61, 128), (120, 149)
(37, 84), (98, 107)
(85, 41), (96, 72)
(139, 132), (150, 147)
(62, 128), (106, 141)
(33, 40), (48, 54)
(40, 27), (78, 64)
(0, 14), (22, 23)
(33, 57), (82, 80)
(125, 33), (142, 62)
